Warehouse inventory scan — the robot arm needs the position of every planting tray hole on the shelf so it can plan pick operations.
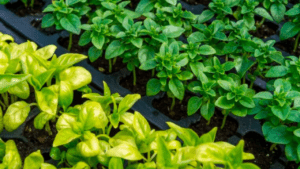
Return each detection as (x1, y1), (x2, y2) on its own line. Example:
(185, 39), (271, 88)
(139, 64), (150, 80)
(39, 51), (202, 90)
(250, 17), (278, 39)
(89, 57), (126, 75)
(152, 92), (194, 121)
(57, 34), (92, 53)
(120, 69), (153, 96)
(243, 132), (282, 169)
(275, 38), (300, 56)
(31, 19), (60, 36)
(190, 110), (238, 142)
(5, 0), (45, 17)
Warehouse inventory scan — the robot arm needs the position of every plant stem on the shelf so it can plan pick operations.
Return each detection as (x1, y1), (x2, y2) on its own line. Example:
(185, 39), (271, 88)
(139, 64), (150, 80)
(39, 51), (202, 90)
(243, 76), (246, 84)
(225, 55), (228, 61)
(221, 109), (228, 129)
(170, 97), (176, 112)
(106, 124), (113, 135)
(250, 80), (254, 89)
(152, 69), (155, 77)
(0, 100), (6, 110)
(30, 0), (34, 8)
(133, 67), (136, 86)
(293, 33), (300, 52)
(256, 18), (265, 29)
(68, 33), (73, 51)
(206, 120), (210, 125)
(1, 93), (9, 107)
(109, 59), (112, 73)
(270, 143), (277, 151)
(147, 151), (151, 162)
(45, 121), (53, 135)
(113, 57), (117, 65)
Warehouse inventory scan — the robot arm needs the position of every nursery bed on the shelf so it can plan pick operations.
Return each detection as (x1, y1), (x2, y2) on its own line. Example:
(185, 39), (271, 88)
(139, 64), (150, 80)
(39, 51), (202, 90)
(0, 0), (299, 168)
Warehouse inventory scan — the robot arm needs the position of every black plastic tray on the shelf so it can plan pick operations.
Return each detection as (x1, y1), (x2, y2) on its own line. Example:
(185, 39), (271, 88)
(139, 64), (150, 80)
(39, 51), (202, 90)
(0, 1), (298, 168)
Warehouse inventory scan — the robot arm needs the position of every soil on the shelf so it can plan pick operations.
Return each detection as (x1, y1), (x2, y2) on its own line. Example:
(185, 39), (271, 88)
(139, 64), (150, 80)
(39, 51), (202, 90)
(14, 118), (57, 161)
(285, 162), (299, 169)
(181, 0), (210, 5)
(31, 19), (60, 36)
(5, 0), (45, 17)
(57, 34), (92, 54)
(89, 57), (126, 74)
(250, 21), (278, 39)
(152, 92), (193, 121)
(290, 0), (300, 4)
(275, 37), (300, 56)
(120, 69), (153, 96)
(190, 110), (238, 141)
(243, 132), (282, 169)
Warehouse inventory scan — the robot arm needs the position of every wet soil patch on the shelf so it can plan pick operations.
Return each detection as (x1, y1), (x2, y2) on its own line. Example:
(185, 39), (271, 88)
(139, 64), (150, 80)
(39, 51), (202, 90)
(152, 92), (193, 121)
(5, 0), (45, 17)
(190, 110), (238, 141)
(243, 132), (282, 169)
(120, 69), (153, 96)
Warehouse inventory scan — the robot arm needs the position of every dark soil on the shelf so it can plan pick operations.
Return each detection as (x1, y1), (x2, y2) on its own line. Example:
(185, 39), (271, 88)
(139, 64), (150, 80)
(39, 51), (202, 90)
(181, 0), (210, 5)
(243, 132), (282, 169)
(275, 37), (300, 56)
(250, 21), (278, 39)
(285, 162), (299, 169)
(31, 19), (60, 35)
(57, 34), (92, 53)
(120, 69), (153, 96)
(190, 110), (238, 141)
(5, 0), (45, 17)
(15, 118), (57, 161)
(290, 0), (300, 4)
(152, 92), (193, 121)
(89, 57), (126, 74)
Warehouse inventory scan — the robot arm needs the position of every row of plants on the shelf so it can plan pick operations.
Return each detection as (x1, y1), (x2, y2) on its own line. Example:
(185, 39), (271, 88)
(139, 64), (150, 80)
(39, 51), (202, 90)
(0, 31), (260, 168)
(32, 0), (300, 166)
(1, 0), (300, 168)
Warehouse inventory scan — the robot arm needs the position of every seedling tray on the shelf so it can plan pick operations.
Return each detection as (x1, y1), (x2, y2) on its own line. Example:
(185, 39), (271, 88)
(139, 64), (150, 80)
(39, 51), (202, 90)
(0, 1), (299, 168)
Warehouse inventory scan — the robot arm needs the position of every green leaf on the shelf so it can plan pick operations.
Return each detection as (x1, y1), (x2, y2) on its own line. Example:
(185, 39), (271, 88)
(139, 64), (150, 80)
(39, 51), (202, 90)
(60, 14), (81, 35)
(146, 79), (161, 96)
(131, 38), (143, 48)
(3, 101), (31, 132)
(156, 136), (172, 167)
(264, 125), (292, 144)
(92, 35), (105, 49)
(187, 32), (206, 43)
(105, 40), (126, 59)
(41, 14), (55, 28)
(33, 112), (54, 130)
(280, 22), (300, 40)
(294, 129), (300, 137)
(59, 67), (92, 90)
(66, 0), (80, 6)
(58, 81), (73, 111)
(2, 140), (22, 169)
(133, 112), (150, 140)
(162, 25), (185, 38)
(50, 53), (87, 73)
(109, 158), (123, 169)
(8, 81), (30, 99)
(139, 59), (157, 70)
(239, 97), (255, 108)
(53, 129), (81, 147)
(201, 101), (215, 121)
(215, 96), (234, 109)
(135, 0), (154, 14)
(199, 45), (216, 55)
(254, 92), (273, 100)
(270, 3), (285, 23)
(197, 10), (214, 23)
(165, 0), (176, 5)
(0, 74), (31, 93)
(218, 80), (232, 91)
(198, 127), (217, 144)
(271, 105), (290, 120)
(118, 94), (141, 114)
(187, 96), (202, 116)
(254, 7), (273, 21)
(24, 150), (44, 169)
(88, 46), (102, 62)
(79, 31), (92, 46)
(234, 57), (255, 78)
(106, 143), (144, 160)
(169, 78), (184, 100)
(76, 131), (100, 157)
(167, 122), (199, 146)
(265, 66), (288, 78)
